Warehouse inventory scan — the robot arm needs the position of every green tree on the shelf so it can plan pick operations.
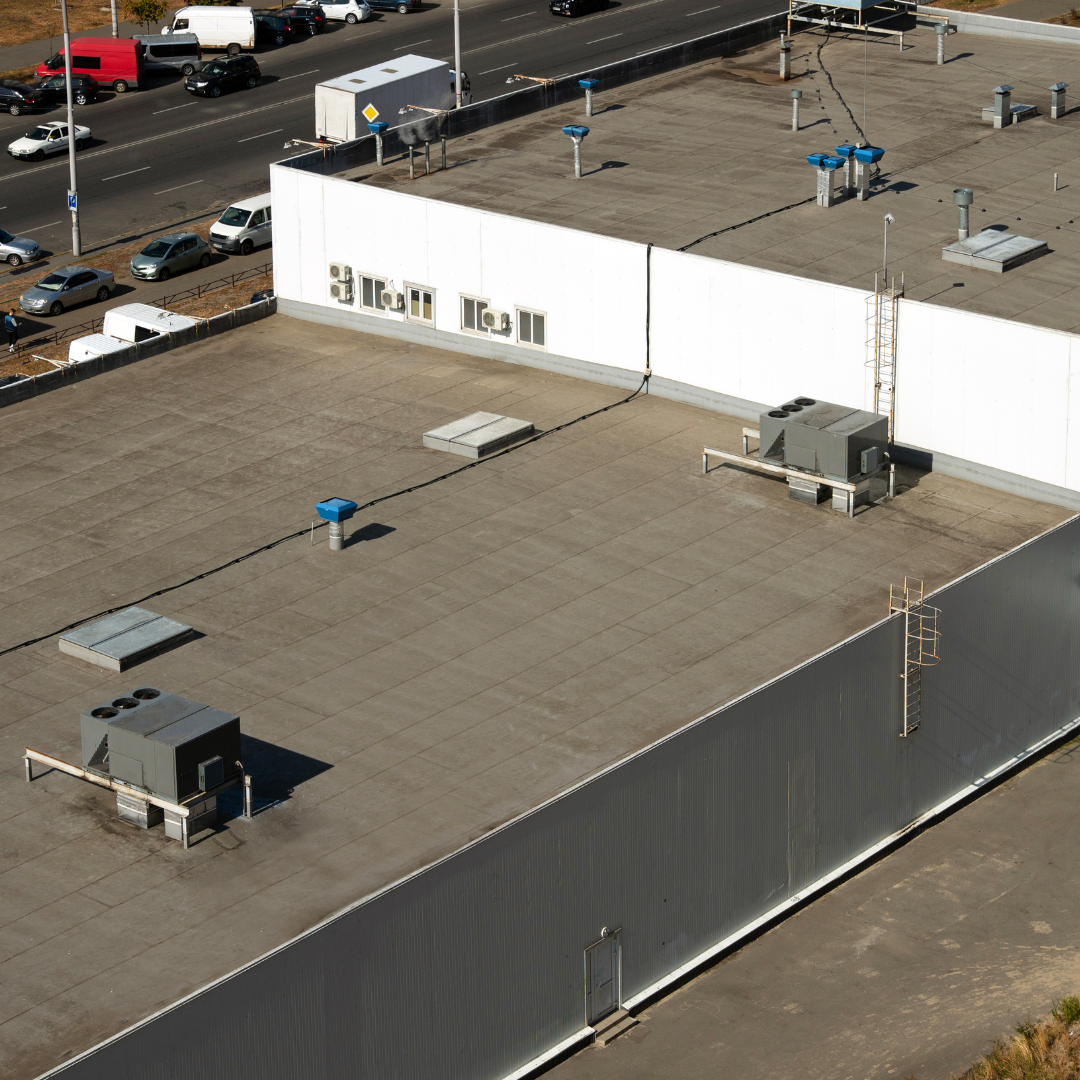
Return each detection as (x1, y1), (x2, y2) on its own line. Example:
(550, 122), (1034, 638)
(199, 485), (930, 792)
(123, 0), (170, 34)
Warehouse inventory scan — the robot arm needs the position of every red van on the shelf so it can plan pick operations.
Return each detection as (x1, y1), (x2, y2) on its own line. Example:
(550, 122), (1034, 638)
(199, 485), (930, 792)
(36, 38), (144, 94)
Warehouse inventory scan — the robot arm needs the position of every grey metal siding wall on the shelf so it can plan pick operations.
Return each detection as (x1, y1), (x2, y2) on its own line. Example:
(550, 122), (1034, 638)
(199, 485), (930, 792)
(49, 518), (1080, 1080)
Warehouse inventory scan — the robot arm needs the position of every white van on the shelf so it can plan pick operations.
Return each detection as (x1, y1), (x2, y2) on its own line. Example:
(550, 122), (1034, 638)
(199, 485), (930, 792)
(102, 303), (197, 344)
(208, 193), (272, 256)
(164, 6), (256, 54)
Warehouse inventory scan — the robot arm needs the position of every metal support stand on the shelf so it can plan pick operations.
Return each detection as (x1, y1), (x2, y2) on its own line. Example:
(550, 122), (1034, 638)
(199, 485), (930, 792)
(24, 756), (32, 782)
(424, 142), (430, 175)
(791, 88), (802, 131)
(376, 133), (384, 166)
(935, 22), (946, 64)
(328, 520), (344, 551)
(409, 146), (415, 179)
(243, 774), (253, 820)
(572, 137), (582, 178)
(889, 462), (896, 499)
(441, 135), (447, 171)
(780, 34), (791, 80)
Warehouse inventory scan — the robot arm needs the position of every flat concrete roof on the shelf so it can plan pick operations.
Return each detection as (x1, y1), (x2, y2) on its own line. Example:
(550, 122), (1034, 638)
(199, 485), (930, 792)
(353, 25), (1080, 333)
(0, 316), (1069, 1078)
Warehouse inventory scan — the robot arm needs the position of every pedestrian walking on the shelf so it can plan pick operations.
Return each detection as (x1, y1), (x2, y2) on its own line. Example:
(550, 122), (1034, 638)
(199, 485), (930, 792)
(5, 309), (18, 354)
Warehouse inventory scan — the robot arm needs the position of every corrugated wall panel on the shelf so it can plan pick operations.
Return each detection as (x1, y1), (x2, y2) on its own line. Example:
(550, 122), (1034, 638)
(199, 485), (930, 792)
(46, 518), (1080, 1080)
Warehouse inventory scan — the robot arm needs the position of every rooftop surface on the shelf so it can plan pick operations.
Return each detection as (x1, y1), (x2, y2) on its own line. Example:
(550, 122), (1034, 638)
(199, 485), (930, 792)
(356, 24), (1080, 333)
(0, 315), (1069, 1078)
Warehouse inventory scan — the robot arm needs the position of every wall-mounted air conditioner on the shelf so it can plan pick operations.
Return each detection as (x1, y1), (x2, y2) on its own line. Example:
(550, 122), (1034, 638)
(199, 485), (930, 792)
(381, 289), (404, 311)
(482, 309), (510, 332)
(329, 262), (353, 302)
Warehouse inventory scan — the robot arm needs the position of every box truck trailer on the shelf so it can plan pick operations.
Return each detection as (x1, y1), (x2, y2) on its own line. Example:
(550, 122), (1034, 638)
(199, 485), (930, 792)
(315, 55), (451, 143)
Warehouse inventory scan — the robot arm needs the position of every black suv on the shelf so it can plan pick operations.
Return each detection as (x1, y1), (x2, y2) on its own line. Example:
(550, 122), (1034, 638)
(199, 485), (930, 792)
(549, 0), (608, 14)
(184, 55), (261, 97)
(279, 4), (326, 32)
(255, 12), (300, 45)
(35, 74), (100, 106)
(0, 81), (43, 116)
(365, 0), (420, 10)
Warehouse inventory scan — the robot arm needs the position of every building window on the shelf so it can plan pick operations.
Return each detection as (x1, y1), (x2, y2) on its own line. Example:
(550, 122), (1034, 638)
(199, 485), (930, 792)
(360, 273), (387, 313)
(407, 284), (434, 325)
(517, 308), (546, 349)
(461, 295), (488, 333)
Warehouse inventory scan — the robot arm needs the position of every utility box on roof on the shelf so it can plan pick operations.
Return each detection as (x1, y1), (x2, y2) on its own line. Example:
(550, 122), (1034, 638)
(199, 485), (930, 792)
(759, 397), (888, 482)
(315, 55), (450, 143)
(81, 688), (240, 803)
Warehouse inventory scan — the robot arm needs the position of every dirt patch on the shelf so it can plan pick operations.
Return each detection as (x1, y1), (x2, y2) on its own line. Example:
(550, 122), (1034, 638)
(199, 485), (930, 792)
(0, 0), (135, 53)
(924, 0), (1015, 10)
(1047, 7), (1080, 23)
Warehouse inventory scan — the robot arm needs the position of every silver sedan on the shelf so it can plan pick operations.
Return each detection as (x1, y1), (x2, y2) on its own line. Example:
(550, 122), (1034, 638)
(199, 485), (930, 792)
(20, 265), (114, 317)
(0, 227), (39, 267)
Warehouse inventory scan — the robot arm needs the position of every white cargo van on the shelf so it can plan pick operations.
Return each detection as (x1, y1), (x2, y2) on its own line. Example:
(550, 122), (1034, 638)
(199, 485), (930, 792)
(315, 55), (451, 143)
(164, 6), (256, 54)
(208, 193), (272, 256)
(102, 304), (197, 344)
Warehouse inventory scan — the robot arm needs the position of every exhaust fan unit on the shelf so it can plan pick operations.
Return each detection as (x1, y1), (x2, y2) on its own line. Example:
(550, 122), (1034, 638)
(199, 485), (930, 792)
(381, 289), (404, 311)
(482, 308), (510, 331)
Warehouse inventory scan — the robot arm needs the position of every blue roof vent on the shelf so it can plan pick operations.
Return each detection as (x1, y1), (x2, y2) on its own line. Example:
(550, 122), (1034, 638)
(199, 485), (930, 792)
(316, 498), (358, 523)
(806, 153), (829, 167)
(562, 125), (590, 138)
(821, 156), (845, 171)
(853, 146), (884, 164)
(578, 78), (599, 90)
(834, 144), (857, 159)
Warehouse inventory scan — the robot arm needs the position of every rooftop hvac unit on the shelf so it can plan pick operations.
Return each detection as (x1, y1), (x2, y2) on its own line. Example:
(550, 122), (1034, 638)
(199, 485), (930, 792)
(329, 262), (353, 302)
(329, 262), (350, 281)
(381, 289), (403, 311)
(482, 308), (510, 331)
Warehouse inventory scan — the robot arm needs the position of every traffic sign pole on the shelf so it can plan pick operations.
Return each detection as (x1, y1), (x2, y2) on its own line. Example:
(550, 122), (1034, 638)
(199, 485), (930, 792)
(61, 0), (81, 256)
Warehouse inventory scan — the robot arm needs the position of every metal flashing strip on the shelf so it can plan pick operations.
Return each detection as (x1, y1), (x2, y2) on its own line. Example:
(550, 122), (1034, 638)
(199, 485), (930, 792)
(34, 515), (1080, 1080)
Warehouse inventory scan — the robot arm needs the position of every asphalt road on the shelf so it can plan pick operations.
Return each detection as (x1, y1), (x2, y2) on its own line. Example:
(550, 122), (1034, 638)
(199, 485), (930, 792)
(0, 0), (780, 258)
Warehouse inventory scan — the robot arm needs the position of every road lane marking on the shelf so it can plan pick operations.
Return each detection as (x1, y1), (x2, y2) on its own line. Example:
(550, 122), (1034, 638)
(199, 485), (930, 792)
(394, 39), (433, 49)
(276, 68), (320, 81)
(587, 33), (623, 43)
(153, 102), (195, 115)
(103, 166), (150, 181)
(686, 3), (724, 13)
(155, 180), (203, 194)
(478, 63), (518, 74)
(0, 93), (315, 183)
(239, 128), (284, 142)
(637, 43), (671, 52)
(26, 220), (62, 230)
(501, 10), (536, 19)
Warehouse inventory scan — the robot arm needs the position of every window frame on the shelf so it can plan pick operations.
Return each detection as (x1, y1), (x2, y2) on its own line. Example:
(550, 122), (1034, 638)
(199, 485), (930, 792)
(459, 293), (488, 335)
(516, 306), (547, 351)
(358, 271), (388, 315)
(405, 282), (435, 326)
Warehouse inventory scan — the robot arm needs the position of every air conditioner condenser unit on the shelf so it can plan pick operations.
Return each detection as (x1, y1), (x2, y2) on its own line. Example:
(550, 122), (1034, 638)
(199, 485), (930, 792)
(329, 262), (353, 303)
(381, 289), (404, 311)
(482, 309), (510, 331)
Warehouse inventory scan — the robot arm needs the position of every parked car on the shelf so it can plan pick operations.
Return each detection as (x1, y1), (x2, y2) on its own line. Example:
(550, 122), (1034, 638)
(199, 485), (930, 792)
(549, 0), (607, 14)
(184, 54), (260, 97)
(0, 81), (44, 116)
(255, 12), (300, 46)
(279, 4), (327, 32)
(208, 193), (272, 255)
(134, 33), (203, 77)
(19, 265), (113, 317)
(34, 74), (100, 106)
(129, 232), (212, 282)
(7, 121), (92, 162)
(0, 228), (40, 267)
(36, 37), (143, 93)
(303, 0), (370, 22)
(363, 0), (419, 11)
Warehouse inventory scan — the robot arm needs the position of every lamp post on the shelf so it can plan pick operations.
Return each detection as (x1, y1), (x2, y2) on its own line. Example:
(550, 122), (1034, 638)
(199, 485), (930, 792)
(454, 0), (462, 109)
(111, 0), (118, 36)
(61, 0), (81, 257)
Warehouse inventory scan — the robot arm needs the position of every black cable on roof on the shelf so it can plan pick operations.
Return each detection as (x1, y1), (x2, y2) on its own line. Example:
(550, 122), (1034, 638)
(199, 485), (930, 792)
(0, 375), (649, 659)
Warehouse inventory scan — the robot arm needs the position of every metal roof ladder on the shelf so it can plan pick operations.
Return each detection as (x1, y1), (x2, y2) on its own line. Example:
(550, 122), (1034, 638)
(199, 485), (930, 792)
(889, 577), (941, 737)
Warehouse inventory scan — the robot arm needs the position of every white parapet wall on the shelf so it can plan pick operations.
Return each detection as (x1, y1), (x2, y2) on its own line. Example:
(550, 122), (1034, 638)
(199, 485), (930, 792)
(272, 163), (1080, 508)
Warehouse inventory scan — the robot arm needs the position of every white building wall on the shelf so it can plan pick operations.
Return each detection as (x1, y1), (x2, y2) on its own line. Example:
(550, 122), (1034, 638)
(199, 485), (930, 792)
(272, 164), (1080, 501)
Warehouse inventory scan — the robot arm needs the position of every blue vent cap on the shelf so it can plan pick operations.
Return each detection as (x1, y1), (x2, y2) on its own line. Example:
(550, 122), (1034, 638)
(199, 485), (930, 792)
(562, 125), (590, 138)
(834, 144), (857, 159)
(367, 121), (388, 134)
(316, 498), (359, 522)
(806, 153), (829, 167)
(822, 156), (845, 170)
(579, 78), (599, 89)
(853, 146), (884, 163)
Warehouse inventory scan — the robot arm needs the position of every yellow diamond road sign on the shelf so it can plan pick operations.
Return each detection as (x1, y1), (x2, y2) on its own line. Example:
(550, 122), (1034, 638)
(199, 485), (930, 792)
(363, 103), (379, 123)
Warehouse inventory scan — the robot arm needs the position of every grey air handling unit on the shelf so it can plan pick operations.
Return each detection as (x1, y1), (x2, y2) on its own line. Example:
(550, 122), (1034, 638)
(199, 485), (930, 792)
(81, 688), (240, 838)
(759, 397), (888, 510)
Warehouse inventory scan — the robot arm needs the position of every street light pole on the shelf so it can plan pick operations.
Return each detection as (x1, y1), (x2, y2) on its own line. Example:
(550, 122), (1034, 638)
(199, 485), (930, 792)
(453, 0), (462, 109)
(110, 0), (119, 36)
(61, 0), (81, 256)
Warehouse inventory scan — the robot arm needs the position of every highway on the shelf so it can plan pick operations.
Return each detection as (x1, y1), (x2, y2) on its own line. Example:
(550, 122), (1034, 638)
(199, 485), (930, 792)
(0, 0), (780, 260)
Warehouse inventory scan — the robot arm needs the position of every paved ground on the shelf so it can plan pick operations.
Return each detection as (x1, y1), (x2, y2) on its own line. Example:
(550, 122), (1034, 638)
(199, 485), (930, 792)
(548, 733), (1080, 1080)
(363, 26), (1080, 333)
(0, 315), (1066, 1079)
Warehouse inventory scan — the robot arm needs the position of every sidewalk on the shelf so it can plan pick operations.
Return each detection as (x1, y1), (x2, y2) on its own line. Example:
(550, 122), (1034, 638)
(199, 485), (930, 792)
(0, 14), (171, 74)
(547, 736), (1080, 1080)
(988, 0), (1079, 21)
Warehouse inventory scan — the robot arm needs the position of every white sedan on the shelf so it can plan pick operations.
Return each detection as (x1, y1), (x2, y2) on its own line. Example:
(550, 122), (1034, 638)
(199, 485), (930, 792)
(8, 121), (91, 162)
(304, 0), (371, 22)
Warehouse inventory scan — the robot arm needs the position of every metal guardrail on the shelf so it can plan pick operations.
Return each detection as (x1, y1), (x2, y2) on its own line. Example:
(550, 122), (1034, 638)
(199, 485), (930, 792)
(151, 261), (273, 310)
